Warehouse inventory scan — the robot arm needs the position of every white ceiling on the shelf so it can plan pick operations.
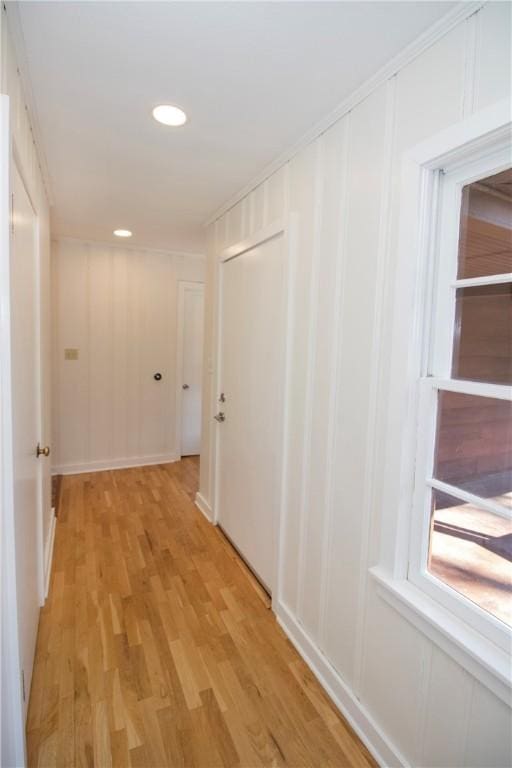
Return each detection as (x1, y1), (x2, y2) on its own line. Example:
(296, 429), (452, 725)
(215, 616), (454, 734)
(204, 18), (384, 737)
(18, 1), (454, 253)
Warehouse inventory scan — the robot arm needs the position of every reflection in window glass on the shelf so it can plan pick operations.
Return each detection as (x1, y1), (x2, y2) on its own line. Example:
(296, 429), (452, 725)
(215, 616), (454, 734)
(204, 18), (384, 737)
(433, 391), (512, 508)
(452, 283), (512, 385)
(428, 489), (512, 626)
(457, 169), (512, 280)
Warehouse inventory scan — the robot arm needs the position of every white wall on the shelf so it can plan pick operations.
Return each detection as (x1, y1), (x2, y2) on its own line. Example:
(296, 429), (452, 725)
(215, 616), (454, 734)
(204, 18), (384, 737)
(199, 4), (512, 767)
(0, 6), (52, 766)
(52, 238), (204, 473)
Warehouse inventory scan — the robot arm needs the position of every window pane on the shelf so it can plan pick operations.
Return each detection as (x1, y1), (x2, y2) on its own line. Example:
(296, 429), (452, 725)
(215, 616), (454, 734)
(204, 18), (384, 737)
(457, 168), (512, 279)
(452, 282), (512, 385)
(428, 489), (512, 626)
(433, 391), (512, 508)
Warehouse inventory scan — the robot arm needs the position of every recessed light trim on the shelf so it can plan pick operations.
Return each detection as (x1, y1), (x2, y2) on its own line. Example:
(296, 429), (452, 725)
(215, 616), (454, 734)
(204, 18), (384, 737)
(152, 104), (187, 127)
(113, 229), (132, 238)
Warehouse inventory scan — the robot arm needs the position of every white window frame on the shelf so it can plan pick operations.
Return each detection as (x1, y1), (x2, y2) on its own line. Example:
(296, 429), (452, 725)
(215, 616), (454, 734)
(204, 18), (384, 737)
(409, 147), (512, 652)
(370, 99), (512, 704)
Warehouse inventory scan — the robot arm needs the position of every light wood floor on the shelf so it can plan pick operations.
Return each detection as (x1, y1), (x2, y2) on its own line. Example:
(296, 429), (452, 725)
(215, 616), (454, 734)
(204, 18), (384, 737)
(27, 458), (377, 768)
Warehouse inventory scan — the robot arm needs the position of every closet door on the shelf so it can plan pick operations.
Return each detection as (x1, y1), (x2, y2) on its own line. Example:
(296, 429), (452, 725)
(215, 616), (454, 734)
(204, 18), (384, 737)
(216, 234), (285, 592)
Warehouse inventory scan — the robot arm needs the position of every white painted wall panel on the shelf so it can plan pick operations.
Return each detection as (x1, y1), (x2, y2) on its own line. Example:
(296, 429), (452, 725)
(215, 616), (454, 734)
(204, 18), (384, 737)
(281, 140), (318, 614)
(52, 239), (205, 473)
(420, 648), (472, 768)
(465, 681), (512, 768)
(323, 84), (388, 686)
(475, 2), (512, 111)
(200, 4), (511, 766)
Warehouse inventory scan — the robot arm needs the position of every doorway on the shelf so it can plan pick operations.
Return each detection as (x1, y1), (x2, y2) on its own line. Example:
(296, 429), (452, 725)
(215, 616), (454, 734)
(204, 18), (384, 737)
(177, 281), (205, 457)
(1, 147), (45, 767)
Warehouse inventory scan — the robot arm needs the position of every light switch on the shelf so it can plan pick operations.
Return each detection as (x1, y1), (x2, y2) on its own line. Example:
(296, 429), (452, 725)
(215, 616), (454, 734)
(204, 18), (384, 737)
(64, 348), (79, 360)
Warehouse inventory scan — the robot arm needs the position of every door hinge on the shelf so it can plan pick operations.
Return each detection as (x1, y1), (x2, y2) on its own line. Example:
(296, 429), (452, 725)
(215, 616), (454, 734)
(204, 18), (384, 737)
(10, 192), (14, 234)
(21, 670), (26, 702)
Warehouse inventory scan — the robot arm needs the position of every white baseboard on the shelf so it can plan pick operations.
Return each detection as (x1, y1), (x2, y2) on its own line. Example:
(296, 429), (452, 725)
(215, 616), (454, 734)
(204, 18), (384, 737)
(276, 600), (408, 768)
(195, 491), (213, 522)
(43, 510), (57, 600)
(52, 452), (180, 476)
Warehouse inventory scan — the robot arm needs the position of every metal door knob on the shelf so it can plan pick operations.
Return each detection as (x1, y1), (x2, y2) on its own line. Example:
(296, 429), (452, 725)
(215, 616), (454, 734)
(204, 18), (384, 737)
(36, 443), (50, 458)
(214, 412), (225, 422)
(182, 384), (190, 390)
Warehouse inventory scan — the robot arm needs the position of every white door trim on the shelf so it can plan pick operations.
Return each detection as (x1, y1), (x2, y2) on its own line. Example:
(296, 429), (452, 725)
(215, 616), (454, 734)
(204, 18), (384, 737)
(0, 94), (26, 768)
(175, 280), (205, 458)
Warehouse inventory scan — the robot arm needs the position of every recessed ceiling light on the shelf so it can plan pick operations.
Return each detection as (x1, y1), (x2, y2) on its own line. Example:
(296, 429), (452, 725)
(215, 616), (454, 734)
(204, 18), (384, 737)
(152, 104), (187, 127)
(113, 229), (132, 237)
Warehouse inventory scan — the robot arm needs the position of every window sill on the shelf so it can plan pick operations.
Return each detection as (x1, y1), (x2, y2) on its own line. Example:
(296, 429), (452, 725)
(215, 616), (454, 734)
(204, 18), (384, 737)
(370, 566), (511, 705)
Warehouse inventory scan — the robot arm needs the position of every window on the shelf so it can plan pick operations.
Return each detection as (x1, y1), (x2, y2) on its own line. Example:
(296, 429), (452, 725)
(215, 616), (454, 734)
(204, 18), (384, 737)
(409, 158), (511, 650)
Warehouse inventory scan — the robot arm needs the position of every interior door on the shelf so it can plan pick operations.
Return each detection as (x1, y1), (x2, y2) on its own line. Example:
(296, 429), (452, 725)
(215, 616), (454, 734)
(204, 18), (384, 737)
(10, 161), (42, 720)
(180, 283), (204, 456)
(216, 234), (285, 592)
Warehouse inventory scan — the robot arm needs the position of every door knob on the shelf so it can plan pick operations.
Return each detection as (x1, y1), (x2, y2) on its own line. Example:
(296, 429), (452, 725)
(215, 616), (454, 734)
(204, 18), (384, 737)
(36, 443), (50, 458)
(214, 412), (225, 422)
(182, 384), (190, 390)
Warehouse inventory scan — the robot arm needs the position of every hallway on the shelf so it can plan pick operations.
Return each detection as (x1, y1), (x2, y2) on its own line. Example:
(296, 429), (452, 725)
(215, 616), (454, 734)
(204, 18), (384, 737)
(26, 459), (376, 768)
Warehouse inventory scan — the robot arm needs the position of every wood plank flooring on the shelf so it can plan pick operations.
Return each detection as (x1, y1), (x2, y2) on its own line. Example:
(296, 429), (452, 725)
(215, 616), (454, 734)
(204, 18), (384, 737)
(27, 458), (377, 768)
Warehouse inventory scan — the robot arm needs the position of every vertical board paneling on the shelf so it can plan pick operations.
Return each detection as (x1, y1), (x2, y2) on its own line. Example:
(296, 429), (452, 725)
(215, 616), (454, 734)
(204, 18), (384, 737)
(281, 141), (318, 613)
(52, 240), (205, 471)
(88, 247), (114, 461)
(323, 85), (389, 686)
(361, 583), (428, 762)
(299, 120), (346, 638)
(200, 5), (511, 765)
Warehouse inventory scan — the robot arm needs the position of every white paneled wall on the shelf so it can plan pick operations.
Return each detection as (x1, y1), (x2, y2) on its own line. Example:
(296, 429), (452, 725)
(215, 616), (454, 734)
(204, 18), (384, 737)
(199, 4), (511, 766)
(52, 239), (204, 473)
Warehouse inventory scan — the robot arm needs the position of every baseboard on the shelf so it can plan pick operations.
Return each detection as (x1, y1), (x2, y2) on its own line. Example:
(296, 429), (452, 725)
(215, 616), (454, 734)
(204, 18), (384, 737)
(195, 491), (213, 522)
(52, 453), (180, 476)
(43, 510), (57, 600)
(276, 600), (409, 768)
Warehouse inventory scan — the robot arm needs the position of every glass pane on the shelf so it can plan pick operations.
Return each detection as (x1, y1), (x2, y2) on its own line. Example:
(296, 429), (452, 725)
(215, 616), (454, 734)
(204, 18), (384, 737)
(457, 168), (512, 279)
(452, 282), (512, 385)
(428, 489), (512, 626)
(433, 391), (512, 508)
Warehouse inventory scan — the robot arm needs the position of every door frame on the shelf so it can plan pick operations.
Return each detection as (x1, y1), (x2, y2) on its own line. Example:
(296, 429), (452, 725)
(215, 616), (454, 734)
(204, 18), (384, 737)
(0, 94), (27, 768)
(212, 216), (293, 598)
(175, 280), (205, 458)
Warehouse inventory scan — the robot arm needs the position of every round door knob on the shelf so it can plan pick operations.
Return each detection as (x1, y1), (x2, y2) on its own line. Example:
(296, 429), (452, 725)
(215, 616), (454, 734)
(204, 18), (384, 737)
(36, 443), (50, 458)
(154, 372), (162, 381)
(182, 384), (190, 390)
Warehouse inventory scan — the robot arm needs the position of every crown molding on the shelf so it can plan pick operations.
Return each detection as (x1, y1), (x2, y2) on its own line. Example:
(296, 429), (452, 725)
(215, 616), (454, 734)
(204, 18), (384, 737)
(52, 235), (205, 260)
(204, 1), (485, 227)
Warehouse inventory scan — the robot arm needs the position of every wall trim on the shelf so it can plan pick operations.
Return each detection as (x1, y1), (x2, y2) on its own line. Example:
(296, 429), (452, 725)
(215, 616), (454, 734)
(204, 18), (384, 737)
(52, 236), (205, 261)
(204, 1), (484, 227)
(52, 452), (179, 476)
(276, 600), (409, 768)
(219, 217), (285, 262)
(43, 510), (56, 599)
(195, 491), (213, 523)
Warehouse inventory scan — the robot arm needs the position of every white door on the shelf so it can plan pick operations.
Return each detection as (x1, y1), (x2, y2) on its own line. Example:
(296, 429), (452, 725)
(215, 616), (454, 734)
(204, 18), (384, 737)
(179, 282), (204, 456)
(216, 234), (285, 592)
(10, 161), (43, 721)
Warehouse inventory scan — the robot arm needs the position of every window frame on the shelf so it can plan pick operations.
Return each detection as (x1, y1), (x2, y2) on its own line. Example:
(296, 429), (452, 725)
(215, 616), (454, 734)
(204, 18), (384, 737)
(370, 99), (512, 702)
(408, 148), (512, 653)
